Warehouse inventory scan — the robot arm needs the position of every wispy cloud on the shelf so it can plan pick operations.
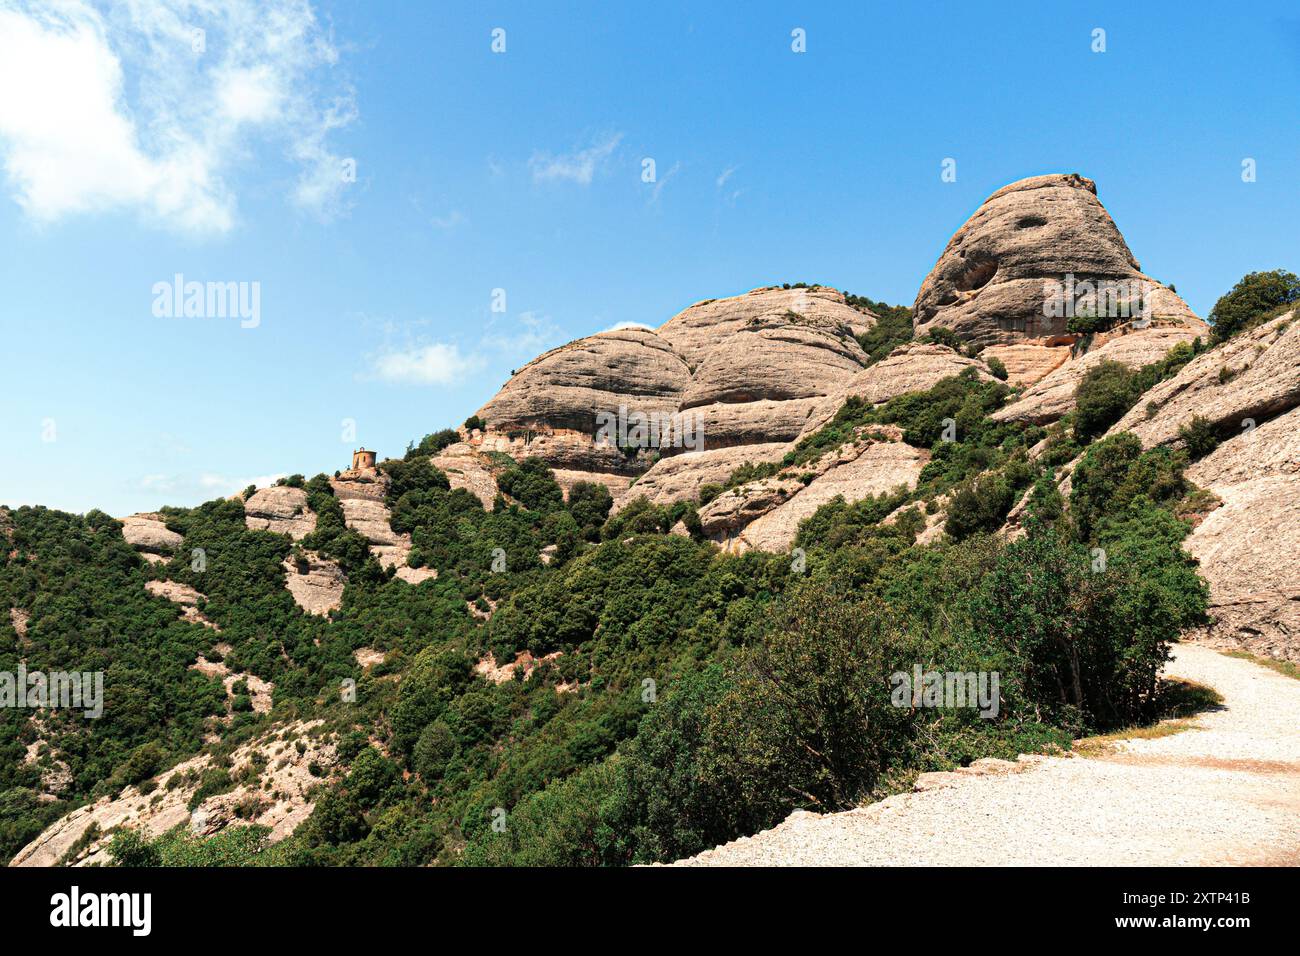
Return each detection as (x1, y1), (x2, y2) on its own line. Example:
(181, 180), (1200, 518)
(716, 164), (739, 188)
(481, 309), (563, 358)
(650, 161), (681, 205)
(529, 133), (622, 185)
(369, 343), (484, 386)
(0, 0), (356, 233)
(359, 308), (564, 387)
(431, 210), (466, 230)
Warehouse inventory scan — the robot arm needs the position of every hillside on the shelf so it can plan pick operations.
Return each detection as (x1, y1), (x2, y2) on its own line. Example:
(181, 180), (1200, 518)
(3, 174), (1297, 868)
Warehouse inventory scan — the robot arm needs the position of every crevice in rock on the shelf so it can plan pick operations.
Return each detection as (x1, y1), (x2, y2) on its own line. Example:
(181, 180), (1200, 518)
(954, 255), (998, 292)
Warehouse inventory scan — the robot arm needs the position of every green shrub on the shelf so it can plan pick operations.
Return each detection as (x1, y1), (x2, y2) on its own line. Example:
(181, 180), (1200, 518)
(497, 457), (564, 512)
(944, 472), (1014, 540)
(1178, 415), (1219, 460)
(1074, 360), (1140, 442)
(1209, 269), (1300, 342)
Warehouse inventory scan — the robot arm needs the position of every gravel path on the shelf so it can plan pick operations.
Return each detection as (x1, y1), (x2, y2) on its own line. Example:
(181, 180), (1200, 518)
(674, 644), (1300, 866)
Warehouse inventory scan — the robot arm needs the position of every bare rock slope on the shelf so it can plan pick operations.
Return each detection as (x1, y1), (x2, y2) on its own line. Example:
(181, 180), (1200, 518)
(470, 286), (878, 501)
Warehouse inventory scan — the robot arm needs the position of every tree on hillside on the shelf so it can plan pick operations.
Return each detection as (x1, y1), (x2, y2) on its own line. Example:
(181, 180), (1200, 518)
(1209, 269), (1300, 342)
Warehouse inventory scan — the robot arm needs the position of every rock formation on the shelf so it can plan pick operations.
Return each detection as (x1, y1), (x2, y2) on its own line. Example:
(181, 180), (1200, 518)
(698, 427), (929, 553)
(244, 485), (317, 539)
(144, 579), (219, 630)
(282, 551), (345, 616)
(11, 720), (335, 867)
(1100, 310), (1300, 660)
(468, 286), (878, 501)
(120, 513), (183, 563)
(913, 173), (1207, 424)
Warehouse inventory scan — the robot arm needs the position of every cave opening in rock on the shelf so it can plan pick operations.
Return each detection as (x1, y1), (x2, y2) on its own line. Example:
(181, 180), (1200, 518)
(954, 256), (998, 292)
(1016, 215), (1048, 229)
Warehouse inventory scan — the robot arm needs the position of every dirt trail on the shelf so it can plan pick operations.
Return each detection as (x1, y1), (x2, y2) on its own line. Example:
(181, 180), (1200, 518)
(675, 644), (1300, 866)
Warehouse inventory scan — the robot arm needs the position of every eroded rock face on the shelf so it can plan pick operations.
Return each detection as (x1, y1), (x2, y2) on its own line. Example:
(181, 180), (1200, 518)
(1182, 403), (1300, 662)
(331, 471), (413, 569)
(472, 287), (877, 502)
(120, 513), (182, 562)
(913, 173), (1205, 387)
(993, 325), (1205, 425)
(656, 286), (876, 368)
(282, 551), (345, 616)
(145, 579), (219, 630)
(621, 443), (791, 508)
(799, 343), (996, 438)
(1105, 312), (1300, 447)
(429, 441), (501, 507)
(477, 328), (690, 436)
(11, 720), (336, 867)
(698, 430), (928, 553)
(244, 486), (316, 540)
(1099, 312), (1300, 661)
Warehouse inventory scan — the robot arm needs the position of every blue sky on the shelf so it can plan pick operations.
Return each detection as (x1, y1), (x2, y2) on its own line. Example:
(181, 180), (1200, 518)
(1, 0), (1297, 515)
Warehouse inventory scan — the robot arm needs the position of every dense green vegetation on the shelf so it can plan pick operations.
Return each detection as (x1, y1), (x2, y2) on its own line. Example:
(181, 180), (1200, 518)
(1, 294), (1229, 868)
(1208, 269), (1300, 342)
(1073, 338), (1206, 442)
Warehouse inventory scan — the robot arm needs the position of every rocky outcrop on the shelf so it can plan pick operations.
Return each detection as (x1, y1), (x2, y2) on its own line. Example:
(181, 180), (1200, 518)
(1105, 311), (1300, 448)
(913, 173), (1206, 390)
(472, 287), (878, 502)
(477, 328), (691, 436)
(145, 579), (219, 630)
(429, 440), (501, 507)
(699, 429), (929, 553)
(474, 650), (564, 685)
(993, 325), (1205, 425)
(331, 470), (412, 569)
(244, 485), (316, 539)
(656, 285), (876, 367)
(282, 551), (345, 616)
(11, 720), (336, 867)
(1100, 311), (1300, 661)
(799, 343), (996, 438)
(620, 443), (791, 508)
(120, 513), (183, 563)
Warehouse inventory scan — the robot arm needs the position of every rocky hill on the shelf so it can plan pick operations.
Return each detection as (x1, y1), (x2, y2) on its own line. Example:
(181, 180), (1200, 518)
(5, 172), (1296, 869)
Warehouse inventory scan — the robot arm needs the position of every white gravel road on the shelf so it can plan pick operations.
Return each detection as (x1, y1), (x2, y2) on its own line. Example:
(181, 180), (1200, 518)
(675, 644), (1300, 866)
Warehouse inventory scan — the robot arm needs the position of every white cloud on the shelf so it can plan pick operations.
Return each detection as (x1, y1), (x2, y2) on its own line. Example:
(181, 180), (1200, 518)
(0, 0), (355, 233)
(369, 343), (483, 386)
(603, 321), (654, 332)
(716, 164), (738, 188)
(529, 133), (622, 185)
